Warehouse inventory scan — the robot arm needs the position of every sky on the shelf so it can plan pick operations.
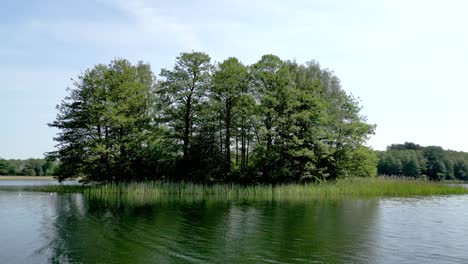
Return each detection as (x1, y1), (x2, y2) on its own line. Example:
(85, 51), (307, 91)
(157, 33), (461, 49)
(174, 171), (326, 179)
(1, 0), (468, 159)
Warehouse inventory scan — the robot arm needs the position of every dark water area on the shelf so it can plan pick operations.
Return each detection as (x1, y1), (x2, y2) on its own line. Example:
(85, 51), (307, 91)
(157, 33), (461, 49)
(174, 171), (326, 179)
(1, 181), (468, 263)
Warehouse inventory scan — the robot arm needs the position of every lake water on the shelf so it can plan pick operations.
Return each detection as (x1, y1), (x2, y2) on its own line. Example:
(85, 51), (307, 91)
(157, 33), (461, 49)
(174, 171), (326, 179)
(1, 181), (468, 263)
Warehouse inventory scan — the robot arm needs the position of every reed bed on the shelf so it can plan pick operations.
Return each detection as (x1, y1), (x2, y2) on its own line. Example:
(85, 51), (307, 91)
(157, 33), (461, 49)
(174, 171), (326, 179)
(25, 177), (468, 204)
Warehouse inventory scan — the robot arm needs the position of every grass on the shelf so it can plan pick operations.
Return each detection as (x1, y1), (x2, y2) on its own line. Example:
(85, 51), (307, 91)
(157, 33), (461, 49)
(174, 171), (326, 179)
(19, 177), (468, 204)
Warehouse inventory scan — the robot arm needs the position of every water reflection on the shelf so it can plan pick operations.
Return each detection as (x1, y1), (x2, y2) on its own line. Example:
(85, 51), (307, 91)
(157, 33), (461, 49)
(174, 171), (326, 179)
(37, 196), (379, 263)
(3, 188), (468, 264)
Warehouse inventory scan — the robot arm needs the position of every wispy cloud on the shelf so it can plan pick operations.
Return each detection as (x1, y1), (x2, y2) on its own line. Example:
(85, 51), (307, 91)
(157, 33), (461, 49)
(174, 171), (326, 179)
(19, 0), (202, 51)
(107, 0), (201, 48)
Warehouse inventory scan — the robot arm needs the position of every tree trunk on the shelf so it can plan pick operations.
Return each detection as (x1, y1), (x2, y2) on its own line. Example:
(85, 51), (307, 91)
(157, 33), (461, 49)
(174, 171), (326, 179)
(246, 133), (250, 167)
(241, 115), (246, 170)
(235, 135), (239, 166)
(183, 95), (192, 163)
(264, 115), (272, 180)
(219, 113), (223, 154)
(105, 126), (110, 181)
(225, 101), (231, 179)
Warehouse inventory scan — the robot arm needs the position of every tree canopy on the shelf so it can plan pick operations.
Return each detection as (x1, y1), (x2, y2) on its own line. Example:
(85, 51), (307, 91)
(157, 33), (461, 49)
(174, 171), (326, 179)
(377, 142), (468, 181)
(0, 158), (58, 176)
(48, 52), (376, 183)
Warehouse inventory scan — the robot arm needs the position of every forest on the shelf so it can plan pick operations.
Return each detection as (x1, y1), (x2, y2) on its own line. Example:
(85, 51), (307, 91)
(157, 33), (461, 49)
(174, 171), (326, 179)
(44, 52), (377, 183)
(377, 142), (468, 181)
(0, 158), (57, 176)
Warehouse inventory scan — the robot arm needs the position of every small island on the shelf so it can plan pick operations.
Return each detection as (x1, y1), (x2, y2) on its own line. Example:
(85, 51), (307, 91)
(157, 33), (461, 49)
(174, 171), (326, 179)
(2, 52), (466, 198)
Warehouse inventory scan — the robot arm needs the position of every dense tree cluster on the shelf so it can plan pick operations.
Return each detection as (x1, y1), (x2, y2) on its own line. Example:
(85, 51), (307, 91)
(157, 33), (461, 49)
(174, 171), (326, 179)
(377, 142), (468, 180)
(0, 158), (58, 176)
(48, 52), (376, 183)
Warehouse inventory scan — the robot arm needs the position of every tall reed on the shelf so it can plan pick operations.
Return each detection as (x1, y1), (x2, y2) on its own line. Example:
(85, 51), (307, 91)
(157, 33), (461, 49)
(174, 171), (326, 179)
(25, 177), (468, 204)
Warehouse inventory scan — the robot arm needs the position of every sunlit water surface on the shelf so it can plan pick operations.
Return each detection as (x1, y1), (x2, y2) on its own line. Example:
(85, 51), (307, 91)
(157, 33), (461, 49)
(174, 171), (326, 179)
(1, 180), (468, 264)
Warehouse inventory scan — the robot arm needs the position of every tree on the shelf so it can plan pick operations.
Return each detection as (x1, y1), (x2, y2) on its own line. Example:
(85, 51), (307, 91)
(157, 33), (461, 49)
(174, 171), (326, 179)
(424, 146), (446, 180)
(402, 156), (421, 177)
(232, 93), (257, 175)
(288, 61), (375, 180)
(48, 59), (155, 182)
(454, 160), (468, 180)
(0, 159), (11, 175)
(42, 159), (57, 176)
(341, 146), (378, 177)
(387, 142), (422, 151)
(158, 52), (212, 177)
(444, 159), (455, 180)
(250, 55), (292, 182)
(212, 57), (248, 179)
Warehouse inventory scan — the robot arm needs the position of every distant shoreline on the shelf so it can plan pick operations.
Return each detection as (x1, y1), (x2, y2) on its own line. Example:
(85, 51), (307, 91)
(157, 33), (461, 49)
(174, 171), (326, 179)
(0, 176), (55, 180)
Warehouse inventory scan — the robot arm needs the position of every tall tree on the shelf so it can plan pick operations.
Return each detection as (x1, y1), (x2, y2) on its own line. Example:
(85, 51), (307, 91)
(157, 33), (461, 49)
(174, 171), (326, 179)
(250, 55), (291, 182)
(212, 57), (248, 179)
(158, 52), (212, 174)
(233, 92), (257, 174)
(48, 59), (154, 182)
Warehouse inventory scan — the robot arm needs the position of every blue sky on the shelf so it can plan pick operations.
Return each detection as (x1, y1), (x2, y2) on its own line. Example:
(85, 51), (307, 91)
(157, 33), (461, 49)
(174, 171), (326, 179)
(1, 0), (468, 159)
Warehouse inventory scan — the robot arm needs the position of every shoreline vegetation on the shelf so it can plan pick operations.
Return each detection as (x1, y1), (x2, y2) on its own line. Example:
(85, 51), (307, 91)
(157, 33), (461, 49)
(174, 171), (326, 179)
(377, 142), (468, 181)
(0, 176), (56, 180)
(8, 178), (468, 202)
(0, 159), (57, 177)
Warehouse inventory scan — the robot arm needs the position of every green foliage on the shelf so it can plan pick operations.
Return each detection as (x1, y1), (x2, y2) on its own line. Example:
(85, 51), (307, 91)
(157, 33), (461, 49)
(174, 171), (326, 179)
(49, 53), (376, 183)
(377, 142), (468, 181)
(339, 146), (378, 178)
(212, 57), (249, 179)
(158, 51), (212, 179)
(0, 158), (57, 176)
(0, 159), (11, 175)
(47, 59), (155, 182)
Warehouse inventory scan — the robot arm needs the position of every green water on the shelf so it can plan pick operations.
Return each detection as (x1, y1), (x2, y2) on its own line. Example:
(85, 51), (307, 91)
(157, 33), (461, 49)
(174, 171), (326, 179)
(2, 181), (468, 263)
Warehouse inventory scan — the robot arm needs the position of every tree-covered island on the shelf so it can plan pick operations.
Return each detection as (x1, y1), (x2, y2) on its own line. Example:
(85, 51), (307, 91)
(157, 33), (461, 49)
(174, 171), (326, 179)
(47, 52), (376, 183)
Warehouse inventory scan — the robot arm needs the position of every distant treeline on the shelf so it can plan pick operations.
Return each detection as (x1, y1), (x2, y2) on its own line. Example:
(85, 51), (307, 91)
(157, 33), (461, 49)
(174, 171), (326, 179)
(377, 142), (468, 180)
(47, 52), (376, 183)
(0, 158), (58, 176)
